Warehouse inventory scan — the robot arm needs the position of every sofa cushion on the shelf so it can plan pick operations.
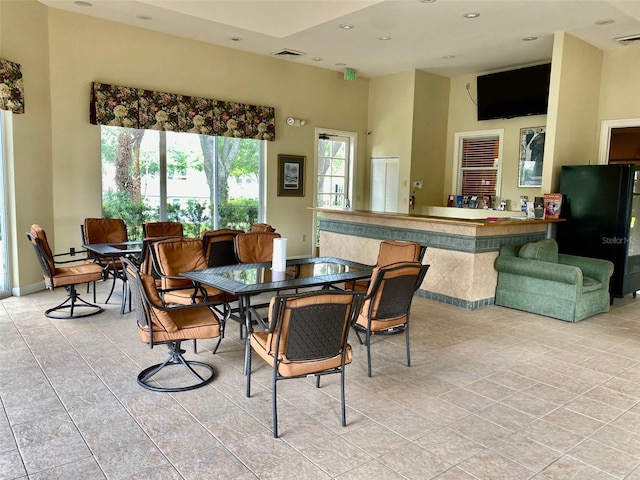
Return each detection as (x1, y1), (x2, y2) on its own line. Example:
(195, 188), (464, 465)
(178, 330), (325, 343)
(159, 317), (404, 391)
(581, 276), (603, 294)
(519, 239), (559, 263)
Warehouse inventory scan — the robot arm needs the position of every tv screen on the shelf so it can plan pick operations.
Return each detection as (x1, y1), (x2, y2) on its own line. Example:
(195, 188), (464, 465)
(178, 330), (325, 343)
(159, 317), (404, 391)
(477, 63), (551, 121)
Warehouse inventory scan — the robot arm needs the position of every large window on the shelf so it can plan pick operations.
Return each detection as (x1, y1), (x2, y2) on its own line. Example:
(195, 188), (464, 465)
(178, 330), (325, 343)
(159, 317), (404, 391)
(101, 127), (263, 239)
(453, 130), (503, 198)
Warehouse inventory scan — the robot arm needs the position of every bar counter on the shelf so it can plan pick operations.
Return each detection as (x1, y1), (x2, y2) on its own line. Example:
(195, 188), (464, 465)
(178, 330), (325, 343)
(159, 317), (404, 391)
(311, 207), (564, 309)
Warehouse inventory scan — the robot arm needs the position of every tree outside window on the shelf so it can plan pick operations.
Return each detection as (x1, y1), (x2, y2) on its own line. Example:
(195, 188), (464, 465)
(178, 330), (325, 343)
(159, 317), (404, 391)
(101, 126), (263, 239)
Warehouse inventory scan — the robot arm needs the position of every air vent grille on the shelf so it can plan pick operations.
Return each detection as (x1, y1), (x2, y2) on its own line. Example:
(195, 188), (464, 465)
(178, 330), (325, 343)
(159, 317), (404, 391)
(272, 49), (306, 57)
(614, 34), (640, 46)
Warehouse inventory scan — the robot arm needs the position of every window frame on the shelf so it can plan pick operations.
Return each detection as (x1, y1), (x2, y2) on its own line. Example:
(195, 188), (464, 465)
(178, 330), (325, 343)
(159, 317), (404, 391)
(452, 129), (504, 198)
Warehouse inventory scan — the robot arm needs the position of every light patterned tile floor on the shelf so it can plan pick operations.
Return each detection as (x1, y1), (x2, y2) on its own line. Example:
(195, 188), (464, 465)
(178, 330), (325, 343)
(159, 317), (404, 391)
(1, 282), (640, 479)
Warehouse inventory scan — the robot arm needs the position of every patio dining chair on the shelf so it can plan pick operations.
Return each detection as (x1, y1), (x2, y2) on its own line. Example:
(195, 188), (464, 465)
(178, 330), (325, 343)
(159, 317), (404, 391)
(27, 224), (104, 319)
(246, 289), (363, 437)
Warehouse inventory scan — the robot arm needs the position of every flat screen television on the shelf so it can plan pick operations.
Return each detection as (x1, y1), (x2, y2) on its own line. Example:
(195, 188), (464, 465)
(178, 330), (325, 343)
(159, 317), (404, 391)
(476, 63), (551, 121)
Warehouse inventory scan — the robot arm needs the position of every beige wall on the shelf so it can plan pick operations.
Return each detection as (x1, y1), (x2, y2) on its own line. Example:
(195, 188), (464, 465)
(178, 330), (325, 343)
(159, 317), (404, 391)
(410, 70), (449, 207)
(366, 71), (416, 212)
(4, 2), (370, 291)
(444, 71), (548, 209)
(543, 33), (602, 192)
(1, 0), (53, 291)
(599, 44), (640, 122)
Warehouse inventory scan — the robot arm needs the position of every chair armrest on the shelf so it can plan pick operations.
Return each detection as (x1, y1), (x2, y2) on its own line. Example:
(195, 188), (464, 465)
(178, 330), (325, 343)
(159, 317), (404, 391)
(558, 254), (614, 285)
(247, 306), (271, 332)
(52, 251), (93, 265)
(157, 299), (232, 322)
(495, 256), (581, 285)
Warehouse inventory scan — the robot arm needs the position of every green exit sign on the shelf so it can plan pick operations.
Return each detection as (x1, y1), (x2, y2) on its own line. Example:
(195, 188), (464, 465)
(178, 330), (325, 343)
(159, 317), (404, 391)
(344, 68), (357, 81)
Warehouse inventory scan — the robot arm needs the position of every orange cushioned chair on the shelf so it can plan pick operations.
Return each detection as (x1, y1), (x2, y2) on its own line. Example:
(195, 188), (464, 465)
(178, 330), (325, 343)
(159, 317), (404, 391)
(150, 237), (225, 306)
(142, 221), (184, 238)
(246, 290), (363, 437)
(82, 217), (129, 303)
(234, 231), (281, 263)
(122, 257), (230, 392)
(354, 261), (430, 376)
(27, 224), (104, 319)
(347, 240), (426, 292)
(201, 228), (243, 267)
(250, 223), (276, 233)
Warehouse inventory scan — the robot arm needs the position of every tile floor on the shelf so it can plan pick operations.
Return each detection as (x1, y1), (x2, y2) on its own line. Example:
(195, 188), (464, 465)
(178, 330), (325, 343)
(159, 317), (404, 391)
(2, 282), (640, 479)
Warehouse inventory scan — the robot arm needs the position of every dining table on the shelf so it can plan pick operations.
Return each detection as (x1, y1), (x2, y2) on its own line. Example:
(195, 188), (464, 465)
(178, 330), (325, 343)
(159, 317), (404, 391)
(180, 256), (373, 374)
(82, 241), (143, 313)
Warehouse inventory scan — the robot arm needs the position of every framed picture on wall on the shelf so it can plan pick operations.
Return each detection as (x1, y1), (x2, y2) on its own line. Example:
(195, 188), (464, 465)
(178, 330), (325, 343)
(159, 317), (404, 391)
(518, 126), (545, 187)
(277, 154), (305, 196)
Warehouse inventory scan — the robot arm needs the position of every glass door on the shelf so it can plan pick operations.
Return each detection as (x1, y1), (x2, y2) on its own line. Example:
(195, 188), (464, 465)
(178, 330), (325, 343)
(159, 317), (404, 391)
(314, 130), (356, 255)
(0, 113), (10, 298)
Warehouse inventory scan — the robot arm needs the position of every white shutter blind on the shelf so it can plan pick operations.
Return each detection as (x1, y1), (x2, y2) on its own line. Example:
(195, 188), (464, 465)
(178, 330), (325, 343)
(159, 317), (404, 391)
(370, 157), (399, 212)
(461, 137), (499, 196)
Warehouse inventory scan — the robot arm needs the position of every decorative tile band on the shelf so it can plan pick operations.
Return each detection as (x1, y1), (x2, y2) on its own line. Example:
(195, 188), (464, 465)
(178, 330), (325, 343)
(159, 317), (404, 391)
(319, 218), (546, 253)
(416, 289), (496, 309)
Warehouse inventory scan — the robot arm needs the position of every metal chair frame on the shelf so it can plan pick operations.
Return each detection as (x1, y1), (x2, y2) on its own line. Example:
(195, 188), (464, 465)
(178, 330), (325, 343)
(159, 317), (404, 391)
(122, 257), (230, 392)
(246, 290), (363, 437)
(27, 228), (103, 319)
(354, 262), (430, 376)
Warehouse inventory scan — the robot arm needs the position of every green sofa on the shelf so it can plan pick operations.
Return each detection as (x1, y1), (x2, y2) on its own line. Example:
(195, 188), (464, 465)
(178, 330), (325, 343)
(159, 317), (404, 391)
(494, 239), (614, 322)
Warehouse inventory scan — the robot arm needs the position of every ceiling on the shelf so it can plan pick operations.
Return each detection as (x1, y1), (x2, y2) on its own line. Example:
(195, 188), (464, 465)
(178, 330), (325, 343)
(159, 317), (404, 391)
(40, 0), (640, 78)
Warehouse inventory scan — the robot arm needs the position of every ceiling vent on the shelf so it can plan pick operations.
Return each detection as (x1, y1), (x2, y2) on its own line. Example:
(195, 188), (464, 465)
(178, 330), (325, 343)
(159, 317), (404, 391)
(272, 49), (306, 58)
(614, 34), (640, 46)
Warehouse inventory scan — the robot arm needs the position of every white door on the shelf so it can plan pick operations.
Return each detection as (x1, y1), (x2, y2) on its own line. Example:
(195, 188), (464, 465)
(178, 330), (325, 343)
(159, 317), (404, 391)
(370, 156), (399, 212)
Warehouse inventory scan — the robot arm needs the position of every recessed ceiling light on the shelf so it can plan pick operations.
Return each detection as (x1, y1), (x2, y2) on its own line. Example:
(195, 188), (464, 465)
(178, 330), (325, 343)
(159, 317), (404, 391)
(74, 1), (92, 6)
(419, 0), (436, 3)
(335, 62), (347, 66)
(463, 12), (480, 19)
(136, 14), (152, 20)
(442, 55), (455, 59)
(378, 36), (392, 41)
(596, 19), (615, 26)
(229, 37), (242, 42)
(339, 23), (355, 30)
(522, 36), (538, 41)
(312, 57), (323, 62)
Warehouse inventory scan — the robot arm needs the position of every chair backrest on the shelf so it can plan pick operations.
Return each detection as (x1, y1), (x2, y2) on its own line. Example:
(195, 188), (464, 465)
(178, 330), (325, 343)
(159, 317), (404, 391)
(360, 261), (429, 324)
(122, 257), (179, 345)
(83, 217), (128, 244)
(151, 237), (208, 289)
(376, 240), (425, 267)
(234, 232), (281, 263)
(264, 290), (363, 360)
(143, 221), (184, 238)
(250, 223), (276, 233)
(27, 224), (55, 282)
(201, 228), (243, 267)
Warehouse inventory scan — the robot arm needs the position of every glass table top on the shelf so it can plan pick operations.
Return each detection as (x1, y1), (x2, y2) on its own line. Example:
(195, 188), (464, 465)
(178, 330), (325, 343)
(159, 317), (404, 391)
(181, 257), (372, 295)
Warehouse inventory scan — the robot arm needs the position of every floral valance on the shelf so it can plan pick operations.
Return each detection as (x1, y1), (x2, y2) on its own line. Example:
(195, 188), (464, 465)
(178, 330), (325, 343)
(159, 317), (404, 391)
(0, 58), (25, 114)
(90, 82), (275, 141)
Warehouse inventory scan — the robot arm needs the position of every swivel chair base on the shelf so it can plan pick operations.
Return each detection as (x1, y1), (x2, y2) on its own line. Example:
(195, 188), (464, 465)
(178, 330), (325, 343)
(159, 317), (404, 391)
(137, 341), (215, 392)
(45, 285), (104, 319)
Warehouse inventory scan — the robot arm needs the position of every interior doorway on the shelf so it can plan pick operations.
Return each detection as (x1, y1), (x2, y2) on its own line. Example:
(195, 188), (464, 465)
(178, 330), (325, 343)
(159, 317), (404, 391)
(599, 118), (640, 164)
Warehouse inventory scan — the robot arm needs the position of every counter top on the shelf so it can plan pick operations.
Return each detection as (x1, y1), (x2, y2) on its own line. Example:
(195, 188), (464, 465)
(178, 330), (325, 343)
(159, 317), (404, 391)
(310, 207), (565, 227)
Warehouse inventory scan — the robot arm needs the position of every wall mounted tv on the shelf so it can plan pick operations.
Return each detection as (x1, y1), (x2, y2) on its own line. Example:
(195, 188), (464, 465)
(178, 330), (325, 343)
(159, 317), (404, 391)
(476, 63), (551, 121)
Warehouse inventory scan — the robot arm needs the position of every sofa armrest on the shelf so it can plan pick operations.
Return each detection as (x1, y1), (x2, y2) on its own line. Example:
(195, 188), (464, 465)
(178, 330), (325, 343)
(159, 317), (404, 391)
(495, 256), (582, 285)
(558, 254), (614, 285)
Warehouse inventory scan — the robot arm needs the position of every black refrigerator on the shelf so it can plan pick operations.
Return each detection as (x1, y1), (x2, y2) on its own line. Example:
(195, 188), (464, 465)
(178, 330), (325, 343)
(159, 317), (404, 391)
(557, 164), (640, 298)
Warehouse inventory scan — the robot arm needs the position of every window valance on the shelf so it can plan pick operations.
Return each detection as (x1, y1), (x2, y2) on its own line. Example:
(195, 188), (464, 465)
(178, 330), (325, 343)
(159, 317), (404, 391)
(89, 82), (275, 141)
(0, 58), (25, 114)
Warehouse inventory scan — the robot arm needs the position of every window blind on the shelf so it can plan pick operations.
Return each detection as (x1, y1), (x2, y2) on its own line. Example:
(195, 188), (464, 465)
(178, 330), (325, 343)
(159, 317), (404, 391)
(461, 137), (499, 196)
